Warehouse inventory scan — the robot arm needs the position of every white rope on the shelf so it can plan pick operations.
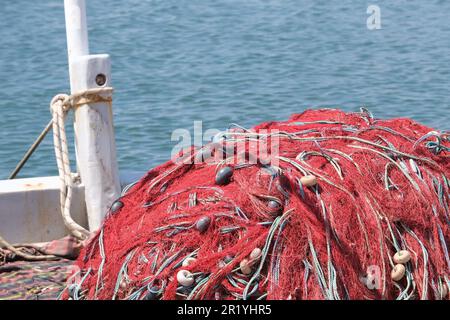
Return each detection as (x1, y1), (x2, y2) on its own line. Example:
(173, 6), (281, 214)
(50, 87), (114, 240)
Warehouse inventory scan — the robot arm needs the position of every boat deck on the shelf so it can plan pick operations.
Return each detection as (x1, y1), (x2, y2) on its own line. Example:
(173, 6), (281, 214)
(0, 259), (73, 300)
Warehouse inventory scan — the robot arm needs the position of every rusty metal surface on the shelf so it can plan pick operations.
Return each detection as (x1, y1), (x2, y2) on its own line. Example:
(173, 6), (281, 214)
(0, 259), (74, 300)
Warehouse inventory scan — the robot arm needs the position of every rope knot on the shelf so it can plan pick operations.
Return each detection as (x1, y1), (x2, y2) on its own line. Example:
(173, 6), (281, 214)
(49, 87), (114, 241)
(50, 87), (114, 114)
(50, 94), (71, 114)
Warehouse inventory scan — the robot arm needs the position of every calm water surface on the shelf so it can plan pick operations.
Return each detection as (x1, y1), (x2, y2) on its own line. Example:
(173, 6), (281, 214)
(0, 0), (449, 178)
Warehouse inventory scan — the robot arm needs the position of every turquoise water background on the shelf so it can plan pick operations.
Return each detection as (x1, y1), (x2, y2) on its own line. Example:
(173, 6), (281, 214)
(0, 0), (449, 178)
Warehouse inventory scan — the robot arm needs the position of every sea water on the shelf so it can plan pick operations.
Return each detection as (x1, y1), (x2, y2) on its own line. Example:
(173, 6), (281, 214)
(0, 0), (449, 178)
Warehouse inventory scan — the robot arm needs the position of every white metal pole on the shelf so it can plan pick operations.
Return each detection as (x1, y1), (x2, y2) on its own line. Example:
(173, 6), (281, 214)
(64, 0), (88, 64)
(64, 0), (121, 231)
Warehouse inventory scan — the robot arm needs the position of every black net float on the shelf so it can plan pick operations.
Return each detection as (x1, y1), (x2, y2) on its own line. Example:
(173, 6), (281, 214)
(110, 199), (124, 214)
(215, 166), (234, 185)
(195, 216), (211, 233)
(267, 200), (283, 216)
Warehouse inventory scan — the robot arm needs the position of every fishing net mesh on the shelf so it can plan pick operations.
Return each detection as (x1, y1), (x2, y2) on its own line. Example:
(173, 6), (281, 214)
(64, 109), (449, 300)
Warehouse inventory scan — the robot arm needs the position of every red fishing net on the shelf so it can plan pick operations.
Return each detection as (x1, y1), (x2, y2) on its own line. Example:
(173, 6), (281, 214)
(64, 109), (450, 300)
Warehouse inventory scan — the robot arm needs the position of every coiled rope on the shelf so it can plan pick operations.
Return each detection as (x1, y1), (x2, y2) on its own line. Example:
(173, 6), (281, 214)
(50, 87), (114, 241)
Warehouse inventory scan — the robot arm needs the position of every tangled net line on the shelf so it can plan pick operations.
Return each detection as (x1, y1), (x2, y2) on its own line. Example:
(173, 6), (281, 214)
(63, 108), (449, 300)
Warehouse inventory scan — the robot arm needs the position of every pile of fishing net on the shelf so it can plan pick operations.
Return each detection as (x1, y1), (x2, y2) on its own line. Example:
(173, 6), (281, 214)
(64, 108), (449, 300)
